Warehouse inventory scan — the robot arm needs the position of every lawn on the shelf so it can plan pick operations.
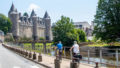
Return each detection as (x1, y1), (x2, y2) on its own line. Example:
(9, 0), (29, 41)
(24, 43), (52, 49)
(87, 42), (120, 47)
(88, 43), (108, 47)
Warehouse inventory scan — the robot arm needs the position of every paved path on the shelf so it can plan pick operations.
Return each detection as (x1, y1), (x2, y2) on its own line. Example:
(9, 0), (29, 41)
(40, 54), (106, 68)
(0, 43), (45, 68)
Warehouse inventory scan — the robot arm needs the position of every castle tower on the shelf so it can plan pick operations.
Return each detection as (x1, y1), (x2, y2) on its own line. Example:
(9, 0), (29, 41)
(31, 10), (38, 40)
(43, 11), (52, 40)
(8, 3), (19, 39)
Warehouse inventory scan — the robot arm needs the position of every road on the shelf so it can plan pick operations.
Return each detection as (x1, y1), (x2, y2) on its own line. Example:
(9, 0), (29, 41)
(0, 43), (44, 68)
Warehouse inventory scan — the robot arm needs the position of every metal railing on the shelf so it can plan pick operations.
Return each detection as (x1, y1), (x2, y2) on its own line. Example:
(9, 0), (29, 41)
(6, 42), (120, 68)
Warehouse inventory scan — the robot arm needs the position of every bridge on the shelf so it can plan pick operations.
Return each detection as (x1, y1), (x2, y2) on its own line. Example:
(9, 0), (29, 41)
(0, 41), (120, 68)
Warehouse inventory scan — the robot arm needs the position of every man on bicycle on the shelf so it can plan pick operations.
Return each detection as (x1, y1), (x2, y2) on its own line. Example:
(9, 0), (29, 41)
(70, 41), (81, 63)
(56, 41), (63, 60)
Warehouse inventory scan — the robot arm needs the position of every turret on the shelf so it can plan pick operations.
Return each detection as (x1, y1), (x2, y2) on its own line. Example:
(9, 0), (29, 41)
(43, 11), (52, 40)
(8, 3), (19, 39)
(31, 10), (38, 40)
(30, 10), (36, 18)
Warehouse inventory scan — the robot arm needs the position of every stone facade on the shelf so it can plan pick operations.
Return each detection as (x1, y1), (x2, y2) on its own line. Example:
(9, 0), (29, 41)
(8, 3), (52, 40)
(73, 21), (94, 36)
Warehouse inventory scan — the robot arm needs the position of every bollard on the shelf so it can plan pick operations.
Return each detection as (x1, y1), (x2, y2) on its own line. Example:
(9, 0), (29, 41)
(33, 52), (36, 60)
(25, 50), (28, 57)
(23, 50), (26, 56)
(29, 51), (32, 58)
(20, 49), (22, 54)
(38, 53), (42, 62)
(95, 62), (99, 68)
(70, 61), (78, 68)
(54, 56), (60, 68)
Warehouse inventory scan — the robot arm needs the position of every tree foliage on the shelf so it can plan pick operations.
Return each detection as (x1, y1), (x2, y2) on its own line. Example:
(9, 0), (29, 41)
(0, 13), (12, 34)
(52, 16), (87, 46)
(23, 12), (29, 17)
(93, 0), (120, 42)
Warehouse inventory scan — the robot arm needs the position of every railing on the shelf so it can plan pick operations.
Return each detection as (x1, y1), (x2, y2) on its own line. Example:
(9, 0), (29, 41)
(6, 42), (120, 68)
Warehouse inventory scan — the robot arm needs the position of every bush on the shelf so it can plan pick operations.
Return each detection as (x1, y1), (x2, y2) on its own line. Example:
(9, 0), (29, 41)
(5, 35), (14, 42)
(39, 37), (45, 40)
(19, 36), (32, 41)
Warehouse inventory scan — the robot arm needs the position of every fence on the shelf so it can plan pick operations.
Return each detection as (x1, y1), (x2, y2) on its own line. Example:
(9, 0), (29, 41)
(6, 42), (120, 68)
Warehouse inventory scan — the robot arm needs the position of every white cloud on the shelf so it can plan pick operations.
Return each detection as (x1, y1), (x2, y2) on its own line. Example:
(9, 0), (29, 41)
(28, 3), (40, 12)
(27, 3), (46, 17)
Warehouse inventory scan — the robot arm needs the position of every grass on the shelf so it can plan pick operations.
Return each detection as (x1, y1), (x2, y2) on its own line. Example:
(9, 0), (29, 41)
(24, 43), (52, 49)
(88, 43), (109, 47)
(87, 42), (120, 47)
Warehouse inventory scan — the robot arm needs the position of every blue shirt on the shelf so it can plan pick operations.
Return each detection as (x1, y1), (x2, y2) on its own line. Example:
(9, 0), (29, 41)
(57, 43), (63, 50)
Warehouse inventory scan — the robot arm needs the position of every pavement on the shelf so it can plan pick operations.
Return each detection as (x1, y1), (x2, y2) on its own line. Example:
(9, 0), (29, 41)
(0, 43), (45, 68)
(0, 43), (106, 68)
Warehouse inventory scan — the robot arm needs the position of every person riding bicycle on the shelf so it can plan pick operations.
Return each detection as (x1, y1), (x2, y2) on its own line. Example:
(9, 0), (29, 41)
(56, 41), (63, 60)
(70, 41), (81, 63)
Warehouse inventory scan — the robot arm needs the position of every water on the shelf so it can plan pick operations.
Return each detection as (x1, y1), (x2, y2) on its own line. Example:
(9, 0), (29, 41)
(49, 49), (120, 68)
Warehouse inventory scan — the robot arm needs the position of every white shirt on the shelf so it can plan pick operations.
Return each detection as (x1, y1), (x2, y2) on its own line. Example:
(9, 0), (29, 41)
(73, 44), (79, 53)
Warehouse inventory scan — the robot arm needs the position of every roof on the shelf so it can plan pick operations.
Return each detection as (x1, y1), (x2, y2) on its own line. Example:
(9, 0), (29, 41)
(43, 11), (50, 18)
(30, 10), (36, 17)
(9, 3), (17, 13)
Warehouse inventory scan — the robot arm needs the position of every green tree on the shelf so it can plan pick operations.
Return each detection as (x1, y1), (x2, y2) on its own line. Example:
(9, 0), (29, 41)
(77, 29), (87, 42)
(93, 0), (120, 42)
(0, 14), (12, 34)
(23, 12), (29, 17)
(52, 16), (87, 46)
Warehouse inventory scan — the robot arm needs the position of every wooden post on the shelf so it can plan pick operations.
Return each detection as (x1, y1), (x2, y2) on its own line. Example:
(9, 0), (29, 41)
(88, 49), (90, 64)
(33, 52), (36, 60)
(25, 50), (28, 57)
(32, 42), (35, 50)
(54, 56), (60, 68)
(64, 47), (66, 58)
(100, 48), (102, 64)
(38, 53), (42, 62)
(95, 62), (99, 68)
(70, 60), (78, 68)
(116, 49), (119, 68)
(70, 51), (73, 60)
(43, 42), (47, 53)
(29, 51), (32, 58)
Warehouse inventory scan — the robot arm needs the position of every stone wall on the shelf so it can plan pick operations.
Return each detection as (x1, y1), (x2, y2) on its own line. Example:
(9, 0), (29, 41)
(19, 25), (33, 38)
(19, 24), (45, 39)
(37, 27), (45, 38)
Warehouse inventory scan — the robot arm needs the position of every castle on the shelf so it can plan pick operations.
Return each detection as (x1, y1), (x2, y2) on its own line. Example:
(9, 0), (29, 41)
(8, 3), (52, 40)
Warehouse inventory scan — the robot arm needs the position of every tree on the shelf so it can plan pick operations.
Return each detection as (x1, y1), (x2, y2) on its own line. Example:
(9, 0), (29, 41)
(93, 0), (120, 42)
(23, 12), (29, 17)
(52, 16), (87, 46)
(77, 29), (87, 42)
(0, 14), (12, 34)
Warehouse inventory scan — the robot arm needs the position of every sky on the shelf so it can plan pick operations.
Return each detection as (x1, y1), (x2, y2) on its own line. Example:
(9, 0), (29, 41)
(0, 0), (98, 24)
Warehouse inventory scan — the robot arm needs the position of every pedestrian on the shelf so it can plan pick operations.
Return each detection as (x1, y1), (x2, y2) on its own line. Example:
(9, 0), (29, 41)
(55, 41), (63, 60)
(70, 41), (82, 63)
